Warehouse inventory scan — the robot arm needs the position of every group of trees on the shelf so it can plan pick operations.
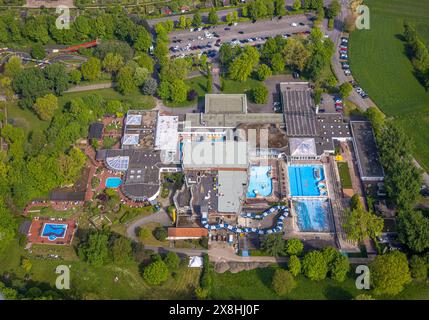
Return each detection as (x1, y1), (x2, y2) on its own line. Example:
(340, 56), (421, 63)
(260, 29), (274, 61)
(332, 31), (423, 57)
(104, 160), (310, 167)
(142, 252), (181, 286)
(403, 22), (429, 89)
(301, 246), (350, 282)
(157, 57), (192, 103)
(0, 9), (152, 49)
(78, 230), (134, 267)
(343, 194), (384, 243)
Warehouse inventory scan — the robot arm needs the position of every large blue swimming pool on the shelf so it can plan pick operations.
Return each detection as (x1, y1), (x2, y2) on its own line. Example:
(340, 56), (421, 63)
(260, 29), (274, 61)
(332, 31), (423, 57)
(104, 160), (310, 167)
(246, 166), (273, 198)
(105, 177), (122, 188)
(42, 223), (68, 241)
(288, 165), (326, 197)
(293, 199), (332, 232)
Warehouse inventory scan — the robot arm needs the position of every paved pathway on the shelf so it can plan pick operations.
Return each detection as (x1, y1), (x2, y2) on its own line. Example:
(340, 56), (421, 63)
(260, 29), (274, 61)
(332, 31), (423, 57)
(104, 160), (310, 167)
(65, 82), (114, 93)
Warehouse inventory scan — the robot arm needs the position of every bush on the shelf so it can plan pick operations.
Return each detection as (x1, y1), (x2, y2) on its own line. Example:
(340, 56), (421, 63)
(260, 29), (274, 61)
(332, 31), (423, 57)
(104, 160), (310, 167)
(195, 287), (209, 300)
(153, 226), (168, 241)
(288, 255), (301, 276)
(302, 251), (328, 281)
(164, 252), (181, 271)
(271, 269), (296, 295)
(143, 260), (169, 285)
(286, 238), (304, 256)
(142, 77), (158, 95)
(256, 64), (272, 81)
(187, 89), (198, 101)
(31, 43), (46, 60)
(251, 85), (269, 104)
(409, 255), (427, 281)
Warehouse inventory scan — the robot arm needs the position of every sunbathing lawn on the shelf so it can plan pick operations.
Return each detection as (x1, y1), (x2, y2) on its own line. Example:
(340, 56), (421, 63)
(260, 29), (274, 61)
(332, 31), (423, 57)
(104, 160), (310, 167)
(348, 0), (429, 171)
(337, 162), (353, 189)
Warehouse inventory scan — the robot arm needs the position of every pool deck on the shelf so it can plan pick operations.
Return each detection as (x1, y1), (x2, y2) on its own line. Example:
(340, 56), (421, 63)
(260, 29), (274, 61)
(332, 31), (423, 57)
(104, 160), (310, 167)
(27, 218), (77, 245)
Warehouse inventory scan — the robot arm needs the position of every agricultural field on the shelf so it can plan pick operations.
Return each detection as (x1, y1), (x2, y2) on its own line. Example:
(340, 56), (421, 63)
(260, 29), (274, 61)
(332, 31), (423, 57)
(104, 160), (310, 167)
(349, 0), (429, 171)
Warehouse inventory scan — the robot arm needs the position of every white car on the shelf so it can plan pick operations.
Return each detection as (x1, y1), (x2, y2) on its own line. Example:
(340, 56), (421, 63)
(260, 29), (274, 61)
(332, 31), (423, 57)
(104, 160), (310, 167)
(291, 22), (298, 27)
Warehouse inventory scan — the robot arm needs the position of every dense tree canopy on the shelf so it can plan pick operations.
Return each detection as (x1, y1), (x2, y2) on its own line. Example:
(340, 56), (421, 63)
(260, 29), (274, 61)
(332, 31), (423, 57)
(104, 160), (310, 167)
(370, 251), (411, 295)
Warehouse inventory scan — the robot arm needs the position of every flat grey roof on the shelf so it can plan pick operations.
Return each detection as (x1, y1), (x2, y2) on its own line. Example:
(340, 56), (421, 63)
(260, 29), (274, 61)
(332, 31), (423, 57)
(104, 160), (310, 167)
(281, 83), (317, 136)
(350, 121), (384, 180)
(182, 141), (248, 170)
(217, 170), (248, 213)
(185, 113), (284, 128)
(204, 94), (247, 114)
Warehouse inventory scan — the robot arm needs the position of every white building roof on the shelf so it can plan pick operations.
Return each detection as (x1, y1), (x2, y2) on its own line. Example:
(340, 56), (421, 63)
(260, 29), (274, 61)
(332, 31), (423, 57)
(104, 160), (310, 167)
(289, 137), (317, 157)
(155, 115), (179, 152)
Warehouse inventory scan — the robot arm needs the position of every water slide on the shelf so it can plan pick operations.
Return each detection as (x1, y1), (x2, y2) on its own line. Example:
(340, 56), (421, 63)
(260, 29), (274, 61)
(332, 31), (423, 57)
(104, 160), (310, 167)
(201, 205), (289, 235)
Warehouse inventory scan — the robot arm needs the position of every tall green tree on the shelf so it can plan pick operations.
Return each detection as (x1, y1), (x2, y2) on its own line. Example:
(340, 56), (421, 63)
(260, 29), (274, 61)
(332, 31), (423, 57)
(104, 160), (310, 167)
(33, 93), (58, 121)
(398, 209), (429, 253)
(78, 232), (110, 266)
(370, 251), (411, 295)
(81, 57), (101, 82)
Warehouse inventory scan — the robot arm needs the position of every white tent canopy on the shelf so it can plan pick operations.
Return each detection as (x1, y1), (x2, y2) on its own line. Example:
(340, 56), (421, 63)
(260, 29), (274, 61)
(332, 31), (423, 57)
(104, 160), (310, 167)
(188, 256), (203, 268)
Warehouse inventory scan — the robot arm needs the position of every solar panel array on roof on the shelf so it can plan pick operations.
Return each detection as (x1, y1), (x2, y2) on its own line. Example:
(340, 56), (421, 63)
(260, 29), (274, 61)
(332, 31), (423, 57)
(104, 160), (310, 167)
(125, 114), (142, 126)
(106, 156), (129, 171)
(122, 134), (140, 146)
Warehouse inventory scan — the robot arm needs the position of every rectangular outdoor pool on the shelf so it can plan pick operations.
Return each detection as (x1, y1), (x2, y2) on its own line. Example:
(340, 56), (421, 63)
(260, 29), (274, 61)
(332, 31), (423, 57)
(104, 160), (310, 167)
(288, 165), (327, 197)
(42, 223), (68, 241)
(292, 199), (332, 232)
(246, 166), (273, 198)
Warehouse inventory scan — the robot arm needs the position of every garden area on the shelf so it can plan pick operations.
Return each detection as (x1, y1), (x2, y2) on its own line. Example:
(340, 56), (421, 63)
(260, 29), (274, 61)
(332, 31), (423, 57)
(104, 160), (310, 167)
(337, 162), (352, 189)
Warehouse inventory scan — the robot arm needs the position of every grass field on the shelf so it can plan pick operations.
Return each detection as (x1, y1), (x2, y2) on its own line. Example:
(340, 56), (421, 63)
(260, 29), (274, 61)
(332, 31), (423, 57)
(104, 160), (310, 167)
(337, 162), (353, 189)
(221, 78), (262, 94)
(348, 0), (429, 171)
(0, 239), (199, 300)
(212, 264), (429, 300)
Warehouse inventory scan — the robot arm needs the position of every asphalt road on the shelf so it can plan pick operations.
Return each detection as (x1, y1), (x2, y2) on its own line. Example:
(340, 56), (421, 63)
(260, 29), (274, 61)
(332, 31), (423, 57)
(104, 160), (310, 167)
(168, 14), (313, 56)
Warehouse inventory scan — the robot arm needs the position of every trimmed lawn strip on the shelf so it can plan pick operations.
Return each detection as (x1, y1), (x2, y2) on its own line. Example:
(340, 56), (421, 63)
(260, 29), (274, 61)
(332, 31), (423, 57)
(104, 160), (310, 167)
(337, 162), (353, 189)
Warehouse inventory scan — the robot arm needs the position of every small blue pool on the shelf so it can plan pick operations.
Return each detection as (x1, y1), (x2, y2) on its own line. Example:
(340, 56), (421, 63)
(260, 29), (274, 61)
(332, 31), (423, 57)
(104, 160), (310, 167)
(293, 199), (332, 232)
(288, 165), (326, 197)
(246, 166), (273, 198)
(105, 177), (122, 188)
(42, 223), (67, 241)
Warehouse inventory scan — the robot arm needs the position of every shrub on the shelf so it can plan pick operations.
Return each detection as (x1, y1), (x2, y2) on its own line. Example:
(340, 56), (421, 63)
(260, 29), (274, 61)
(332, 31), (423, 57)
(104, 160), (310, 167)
(143, 260), (169, 285)
(142, 77), (158, 95)
(164, 252), (181, 271)
(409, 255), (427, 281)
(256, 64), (272, 81)
(271, 269), (296, 295)
(286, 238), (304, 256)
(153, 226), (168, 241)
(251, 85), (269, 104)
(288, 255), (301, 276)
(302, 251), (328, 281)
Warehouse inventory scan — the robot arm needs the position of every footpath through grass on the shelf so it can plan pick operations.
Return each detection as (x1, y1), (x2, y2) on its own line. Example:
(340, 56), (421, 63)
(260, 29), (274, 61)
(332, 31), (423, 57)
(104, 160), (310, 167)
(348, 0), (429, 171)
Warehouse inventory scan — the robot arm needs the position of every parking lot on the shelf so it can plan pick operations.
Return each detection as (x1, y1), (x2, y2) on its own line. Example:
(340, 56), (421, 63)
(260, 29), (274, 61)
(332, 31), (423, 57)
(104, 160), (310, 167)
(168, 14), (314, 57)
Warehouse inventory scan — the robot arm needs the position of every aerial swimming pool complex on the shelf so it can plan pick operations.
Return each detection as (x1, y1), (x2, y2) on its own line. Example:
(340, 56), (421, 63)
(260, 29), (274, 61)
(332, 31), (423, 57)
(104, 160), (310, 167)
(288, 165), (327, 197)
(246, 166), (273, 198)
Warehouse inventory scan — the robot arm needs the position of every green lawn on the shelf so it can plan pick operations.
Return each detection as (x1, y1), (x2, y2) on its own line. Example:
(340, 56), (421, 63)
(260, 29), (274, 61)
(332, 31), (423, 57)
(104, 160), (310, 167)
(0, 239), (199, 300)
(6, 101), (49, 137)
(221, 78), (262, 94)
(59, 88), (156, 110)
(337, 162), (353, 189)
(348, 0), (429, 171)
(211, 264), (429, 300)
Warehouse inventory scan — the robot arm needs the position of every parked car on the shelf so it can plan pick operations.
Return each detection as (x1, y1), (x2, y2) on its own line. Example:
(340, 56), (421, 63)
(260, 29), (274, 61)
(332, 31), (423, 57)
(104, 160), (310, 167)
(238, 31), (244, 34)
(344, 69), (351, 76)
(291, 22), (298, 27)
